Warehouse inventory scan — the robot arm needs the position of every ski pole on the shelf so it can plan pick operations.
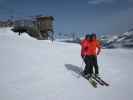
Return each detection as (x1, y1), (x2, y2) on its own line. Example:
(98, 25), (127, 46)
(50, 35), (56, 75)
(77, 56), (85, 78)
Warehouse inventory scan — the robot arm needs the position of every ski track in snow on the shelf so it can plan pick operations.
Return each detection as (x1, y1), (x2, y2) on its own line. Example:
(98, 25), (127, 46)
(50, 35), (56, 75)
(0, 28), (133, 100)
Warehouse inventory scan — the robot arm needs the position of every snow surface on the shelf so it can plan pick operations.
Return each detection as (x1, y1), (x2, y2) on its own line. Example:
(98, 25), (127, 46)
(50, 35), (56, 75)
(0, 28), (133, 100)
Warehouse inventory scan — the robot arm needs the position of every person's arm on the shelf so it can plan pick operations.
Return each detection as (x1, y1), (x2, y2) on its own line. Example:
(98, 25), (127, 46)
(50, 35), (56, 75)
(83, 41), (88, 51)
(81, 40), (88, 49)
(96, 40), (101, 55)
(81, 40), (88, 57)
(80, 40), (83, 45)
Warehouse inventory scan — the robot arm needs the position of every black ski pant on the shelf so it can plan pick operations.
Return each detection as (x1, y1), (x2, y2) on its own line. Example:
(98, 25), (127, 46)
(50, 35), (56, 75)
(83, 55), (99, 75)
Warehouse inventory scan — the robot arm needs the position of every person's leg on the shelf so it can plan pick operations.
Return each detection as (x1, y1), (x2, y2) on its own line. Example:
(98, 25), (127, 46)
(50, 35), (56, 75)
(84, 56), (93, 77)
(92, 56), (99, 75)
(88, 56), (93, 76)
(82, 56), (89, 75)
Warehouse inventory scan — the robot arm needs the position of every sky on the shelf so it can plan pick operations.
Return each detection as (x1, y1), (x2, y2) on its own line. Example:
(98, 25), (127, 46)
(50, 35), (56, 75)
(0, 0), (132, 35)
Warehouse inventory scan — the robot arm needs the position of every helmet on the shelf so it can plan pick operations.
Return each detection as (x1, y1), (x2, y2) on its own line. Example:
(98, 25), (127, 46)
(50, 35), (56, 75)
(91, 33), (97, 38)
(85, 34), (90, 39)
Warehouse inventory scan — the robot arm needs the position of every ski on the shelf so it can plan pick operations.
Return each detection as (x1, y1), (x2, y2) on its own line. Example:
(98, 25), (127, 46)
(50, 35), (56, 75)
(88, 78), (97, 88)
(91, 75), (104, 86)
(81, 74), (97, 88)
(93, 75), (109, 86)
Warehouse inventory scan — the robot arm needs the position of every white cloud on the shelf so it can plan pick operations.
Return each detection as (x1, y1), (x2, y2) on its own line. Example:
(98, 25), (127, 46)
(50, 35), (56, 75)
(88, 0), (114, 5)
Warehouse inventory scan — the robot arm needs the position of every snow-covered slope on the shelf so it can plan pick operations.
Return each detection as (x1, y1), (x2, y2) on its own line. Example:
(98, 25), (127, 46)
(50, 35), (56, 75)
(0, 27), (35, 40)
(0, 28), (133, 100)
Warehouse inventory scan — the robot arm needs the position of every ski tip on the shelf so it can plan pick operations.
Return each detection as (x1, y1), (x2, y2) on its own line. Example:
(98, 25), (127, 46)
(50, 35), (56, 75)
(105, 84), (109, 86)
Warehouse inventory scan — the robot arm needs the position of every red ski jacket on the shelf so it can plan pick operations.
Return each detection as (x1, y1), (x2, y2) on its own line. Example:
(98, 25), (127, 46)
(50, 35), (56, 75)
(80, 39), (101, 57)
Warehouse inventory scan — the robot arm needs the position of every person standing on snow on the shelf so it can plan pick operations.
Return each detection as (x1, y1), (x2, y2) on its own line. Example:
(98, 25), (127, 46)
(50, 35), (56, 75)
(80, 33), (101, 77)
(80, 34), (90, 59)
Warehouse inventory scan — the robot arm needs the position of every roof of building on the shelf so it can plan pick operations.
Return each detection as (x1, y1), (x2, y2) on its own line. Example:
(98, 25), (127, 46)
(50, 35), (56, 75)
(36, 16), (54, 20)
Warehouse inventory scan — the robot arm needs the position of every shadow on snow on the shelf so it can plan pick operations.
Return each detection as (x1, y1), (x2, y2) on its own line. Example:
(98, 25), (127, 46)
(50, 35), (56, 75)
(65, 64), (83, 77)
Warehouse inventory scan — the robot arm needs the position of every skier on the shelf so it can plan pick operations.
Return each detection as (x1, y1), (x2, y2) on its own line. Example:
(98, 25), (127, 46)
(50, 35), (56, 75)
(80, 33), (101, 78)
(80, 34), (90, 59)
